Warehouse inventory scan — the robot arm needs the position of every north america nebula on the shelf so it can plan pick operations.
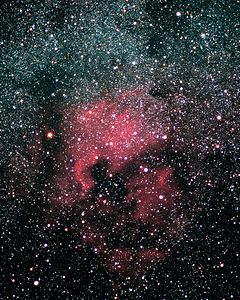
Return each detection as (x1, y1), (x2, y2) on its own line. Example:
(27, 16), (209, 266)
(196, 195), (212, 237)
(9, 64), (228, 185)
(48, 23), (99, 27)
(1, 0), (239, 299)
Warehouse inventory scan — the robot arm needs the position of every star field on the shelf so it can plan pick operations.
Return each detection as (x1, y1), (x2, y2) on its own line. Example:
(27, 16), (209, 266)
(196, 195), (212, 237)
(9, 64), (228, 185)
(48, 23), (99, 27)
(0, 0), (239, 299)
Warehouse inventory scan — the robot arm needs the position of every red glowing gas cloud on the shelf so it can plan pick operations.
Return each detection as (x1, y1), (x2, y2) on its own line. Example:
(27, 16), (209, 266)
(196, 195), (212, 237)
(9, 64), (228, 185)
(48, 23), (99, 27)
(50, 86), (185, 275)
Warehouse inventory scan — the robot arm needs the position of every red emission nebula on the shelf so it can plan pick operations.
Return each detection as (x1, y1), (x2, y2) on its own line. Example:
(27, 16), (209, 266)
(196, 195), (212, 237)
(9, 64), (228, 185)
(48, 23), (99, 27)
(50, 86), (187, 277)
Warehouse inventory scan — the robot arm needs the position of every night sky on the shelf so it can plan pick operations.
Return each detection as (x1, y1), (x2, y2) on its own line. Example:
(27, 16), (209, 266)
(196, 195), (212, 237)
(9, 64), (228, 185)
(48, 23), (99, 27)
(0, 0), (239, 299)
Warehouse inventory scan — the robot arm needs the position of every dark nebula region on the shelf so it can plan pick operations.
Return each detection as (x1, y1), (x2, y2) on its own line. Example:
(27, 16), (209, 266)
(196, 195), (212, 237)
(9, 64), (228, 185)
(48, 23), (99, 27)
(1, 0), (239, 299)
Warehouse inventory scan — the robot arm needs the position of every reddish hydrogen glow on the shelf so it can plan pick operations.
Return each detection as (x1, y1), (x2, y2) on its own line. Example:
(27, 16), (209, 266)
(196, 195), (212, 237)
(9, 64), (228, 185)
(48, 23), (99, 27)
(60, 86), (170, 195)
(126, 167), (177, 225)
(50, 86), (185, 275)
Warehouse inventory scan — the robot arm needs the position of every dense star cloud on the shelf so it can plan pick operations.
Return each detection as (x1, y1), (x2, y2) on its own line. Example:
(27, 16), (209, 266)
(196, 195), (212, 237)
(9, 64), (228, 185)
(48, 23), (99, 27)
(0, 0), (239, 299)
